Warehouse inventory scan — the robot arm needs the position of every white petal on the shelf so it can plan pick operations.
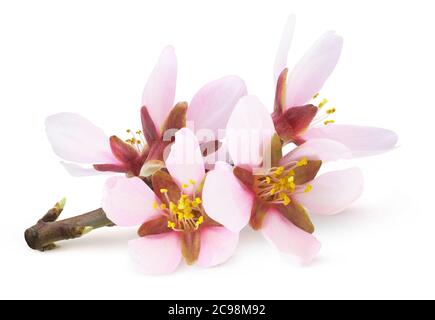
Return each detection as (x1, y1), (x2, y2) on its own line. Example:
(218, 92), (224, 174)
(45, 113), (115, 164)
(274, 15), (296, 80)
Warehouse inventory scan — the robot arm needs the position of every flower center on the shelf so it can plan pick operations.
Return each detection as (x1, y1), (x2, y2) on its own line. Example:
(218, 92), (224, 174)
(124, 129), (146, 153)
(256, 158), (312, 206)
(153, 180), (205, 232)
(311, 94), (336, 127)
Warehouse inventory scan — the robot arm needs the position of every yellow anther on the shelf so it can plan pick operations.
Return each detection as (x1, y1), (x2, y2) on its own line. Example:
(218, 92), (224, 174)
(296, 157), (308, 167)
(318, 98), (328, 108)
(136, 130), (142, 135)
(167, 221), (176, 229)
(324, 120), (335, 125)
(195, 197), (202, 204)
(169, 202), (177, 212)
(160, 188), (168, 194)
(152, 201), (158, 210)
(281, 194), (291, 206)
(265, 176), (271, 184)
(137, 140), (142, 144)
(195, 216), (204, 227)
(304, 184), (313, 193)
(326, 108), (336, 114)
(274, 167), (285, 176)
(160, 203), (167, 210)
(313, 93), (320, 99)
(189, 179), (196, 185)
(182, 183), (189, 189)
(126, 129), (131, 133)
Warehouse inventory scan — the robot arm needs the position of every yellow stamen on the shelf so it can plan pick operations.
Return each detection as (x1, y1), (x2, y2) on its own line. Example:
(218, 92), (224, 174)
(160, 188), (168, 194)
(281, 194), (291, 205)
(189, 179), (196, 185)
(304, 184), (312, 193)
(324, 120), (335, 125)
(195, 216), (204, 227)
(313, 93), (320, 99)
(318, 98), (328, 108)
(181, 183), (189, 189)
(297, 157), (308, 167)
(152, 201), (158, 210)
(326, 108), (336, 114)
(167, 221), (176, 229)
(265, 176), (271, 184)
(160, 203), (167, 210)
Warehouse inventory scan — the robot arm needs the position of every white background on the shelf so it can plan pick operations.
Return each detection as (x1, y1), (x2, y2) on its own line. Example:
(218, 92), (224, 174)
(0, 0), (433, 299)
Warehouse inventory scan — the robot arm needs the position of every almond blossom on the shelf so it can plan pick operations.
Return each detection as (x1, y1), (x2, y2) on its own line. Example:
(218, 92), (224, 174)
(45, 46), (246, 177)
(202, 95), (363, 263)
(102, 129), (239, 274)
(272, 16), (397, 156)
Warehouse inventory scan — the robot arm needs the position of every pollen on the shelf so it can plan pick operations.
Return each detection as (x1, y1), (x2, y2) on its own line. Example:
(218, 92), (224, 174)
(160, 188), (168, 194)
(304, 184), (312, 193)
(181, 183), (189, 189)
(167, 221), (176, 229)
(189, 179), (196, 185)
(313, 93), (320, 99)
(326, 108), (336, 114)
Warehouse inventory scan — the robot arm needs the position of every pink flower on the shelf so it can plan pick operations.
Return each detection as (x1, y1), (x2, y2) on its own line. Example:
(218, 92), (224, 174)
(102, 128), (239, 274)
(46, 46), (247, 177)
(272, 16), (398, 156)
(202, 95), (364, 263)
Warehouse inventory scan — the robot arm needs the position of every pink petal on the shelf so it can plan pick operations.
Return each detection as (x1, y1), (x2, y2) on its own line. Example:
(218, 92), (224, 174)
(226, 95), (275, 167)
(129, 233), (182, 274)
(281, 138), (351, 164)
(165, 128), (205, 194)
(196, 227), (239, 268)
(274, 15), (296, 81)
(302, 124), (398, 157)
(294, 167), (364, 215)
(202, 162), (254, 233)
(188, 76), (247, 136)
(286, 31), (343, 108)
(60, 161), (108, 177)
(45, 113), (116, 164)
(102, 176), (160, 226)
(141, 46), (177, 130)
(262, 208), (321, 263)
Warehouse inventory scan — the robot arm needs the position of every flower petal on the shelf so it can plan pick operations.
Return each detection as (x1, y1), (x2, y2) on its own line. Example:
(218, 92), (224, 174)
(282, 138), (351, 163)
(141, 46), (177, 130)
(202, 162), (253, 233)
(45, 113), (116, 164)
(274, 15), (296, 81)
(60, 161), (107, 177)
(102, 176), (160, 226)
(196, 227), (239, 268)
(294, 167), (364, 215)
(188, 76), (247, 137)
(302, 124), (398, 157)
(262, 208), (321, 263)
(165, 128), (205, 194)
(226, 95), (275, 167)
(286, 31), (343, 108)
(129, 233), (182, 274)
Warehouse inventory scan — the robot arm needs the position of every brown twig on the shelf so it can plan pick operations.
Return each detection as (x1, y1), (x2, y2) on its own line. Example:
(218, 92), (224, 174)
(24, 198), (115, 251)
